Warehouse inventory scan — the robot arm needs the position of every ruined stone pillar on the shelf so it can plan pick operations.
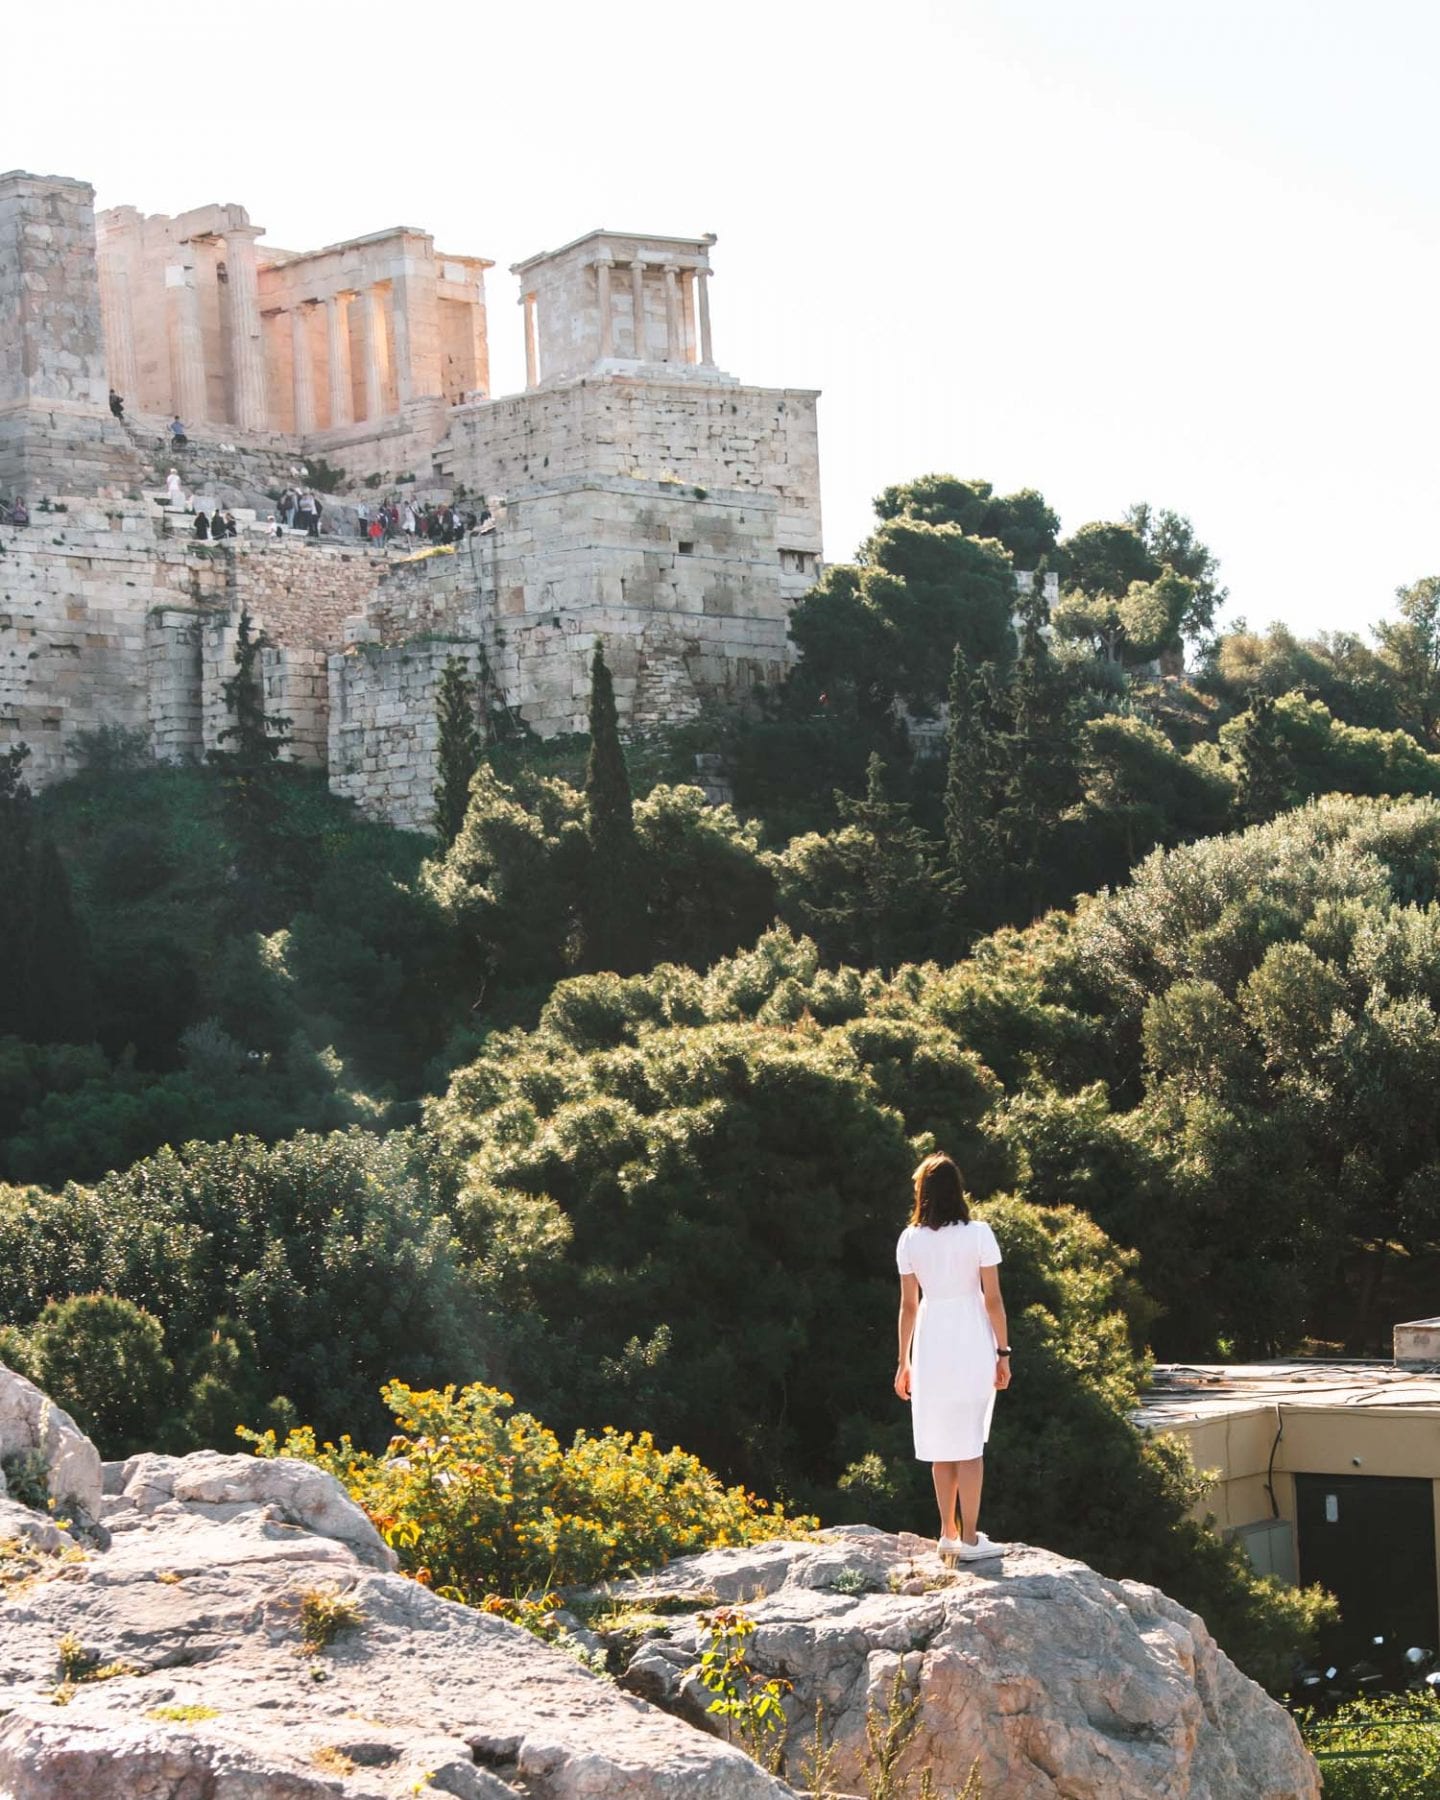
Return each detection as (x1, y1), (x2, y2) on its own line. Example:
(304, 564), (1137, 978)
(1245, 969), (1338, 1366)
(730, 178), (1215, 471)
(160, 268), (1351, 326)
(596, 259), (614, 359)
(663, 265), (680, 363)
(522, 292), (538, 388)
(325, 293), (353, 428)
(98, 257), (139, 400)
(225, 227), (268, 432)
(291, 305), (316, 435)
(630, 260), (647, 359)
(166, 263), (208, 423)
(358, 287), (385, 420)
(696, 268), (714, 366)
(390, 278), (414, 405)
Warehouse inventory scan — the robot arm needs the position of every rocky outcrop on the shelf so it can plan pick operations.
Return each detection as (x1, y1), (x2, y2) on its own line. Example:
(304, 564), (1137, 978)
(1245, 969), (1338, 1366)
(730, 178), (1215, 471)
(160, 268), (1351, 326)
(0, 1368), (1319, 1799)
(0, 1366), (101, 1529)
(0, 1387), (791, 1798)
(580, 1528), (1321, 1800)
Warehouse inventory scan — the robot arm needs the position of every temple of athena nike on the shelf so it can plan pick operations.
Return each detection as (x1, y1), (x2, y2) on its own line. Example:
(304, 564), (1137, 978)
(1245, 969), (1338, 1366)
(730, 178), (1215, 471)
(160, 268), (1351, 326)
(0, 170), (822, 829)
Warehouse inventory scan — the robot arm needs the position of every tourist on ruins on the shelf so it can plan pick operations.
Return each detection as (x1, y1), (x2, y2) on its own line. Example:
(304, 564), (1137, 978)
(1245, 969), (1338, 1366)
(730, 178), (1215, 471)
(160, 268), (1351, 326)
(192, 510), (210, 541)
(170, 416), (188, 447)
(279, 488), (298, 529)
(298, 491), (322, 539)
(220, 510), (239, 538)
(108, 389), (124, 420)
(7, 496), (29, 527)
(402, 503), (417, 538)
(894, 1152), (1010, 1562)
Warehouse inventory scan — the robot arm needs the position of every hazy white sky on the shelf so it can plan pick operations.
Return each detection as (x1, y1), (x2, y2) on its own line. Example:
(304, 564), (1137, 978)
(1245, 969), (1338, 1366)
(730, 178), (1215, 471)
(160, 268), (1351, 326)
(9, 0), (1437, 637)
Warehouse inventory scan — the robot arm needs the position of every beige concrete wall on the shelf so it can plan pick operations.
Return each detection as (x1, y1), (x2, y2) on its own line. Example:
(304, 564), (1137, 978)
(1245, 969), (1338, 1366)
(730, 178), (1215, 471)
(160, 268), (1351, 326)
(1163, 1402), (1440, 1624)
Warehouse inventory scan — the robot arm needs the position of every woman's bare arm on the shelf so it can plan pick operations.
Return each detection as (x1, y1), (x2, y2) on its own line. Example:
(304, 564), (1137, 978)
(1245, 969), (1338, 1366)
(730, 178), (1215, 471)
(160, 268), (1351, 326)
(894, 1273), (920, 1398)
(981, 1265), (1011, 1389)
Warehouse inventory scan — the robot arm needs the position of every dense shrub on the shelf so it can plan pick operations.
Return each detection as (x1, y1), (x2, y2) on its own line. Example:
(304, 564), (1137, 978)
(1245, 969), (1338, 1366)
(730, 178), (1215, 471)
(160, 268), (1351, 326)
(243, 1379), (814, 1599)
(0, 1130), (476, 1448)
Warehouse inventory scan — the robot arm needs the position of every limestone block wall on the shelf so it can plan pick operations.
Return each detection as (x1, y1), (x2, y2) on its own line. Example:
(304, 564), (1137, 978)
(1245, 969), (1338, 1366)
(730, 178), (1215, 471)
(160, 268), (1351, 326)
(0, 501), (395, 785)
(437, 376), (822, 557)
(329, 638), (486, 833)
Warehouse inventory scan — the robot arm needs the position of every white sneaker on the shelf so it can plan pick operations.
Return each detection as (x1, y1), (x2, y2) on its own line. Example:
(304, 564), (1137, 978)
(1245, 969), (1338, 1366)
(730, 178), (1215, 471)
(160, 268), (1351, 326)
(954, 1534), (1003, 1561)
(937, 1535), (962, 1556)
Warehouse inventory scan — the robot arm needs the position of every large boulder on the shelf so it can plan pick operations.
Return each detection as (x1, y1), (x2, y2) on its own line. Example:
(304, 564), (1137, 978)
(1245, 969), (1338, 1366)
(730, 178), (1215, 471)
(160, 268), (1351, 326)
(105, 1450), (397, 1571)
(0, 1363), (102, 1525)
(582, 1527), (1321, 1800)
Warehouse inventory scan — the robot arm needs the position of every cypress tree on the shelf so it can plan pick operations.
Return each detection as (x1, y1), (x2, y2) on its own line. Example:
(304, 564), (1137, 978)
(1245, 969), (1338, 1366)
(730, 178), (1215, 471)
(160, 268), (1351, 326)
(0, 744), (35, 1038)
(828, 752), (954, 971)
(23, 835), (94, 1045)
(995, 576), (1079, 920)
(1233, 693), (1295, 826)
(582, 641), (645, 973)
(208, 610), (295, 922)
(943, 645), (1001, 895)
(432, 656), (483, 849)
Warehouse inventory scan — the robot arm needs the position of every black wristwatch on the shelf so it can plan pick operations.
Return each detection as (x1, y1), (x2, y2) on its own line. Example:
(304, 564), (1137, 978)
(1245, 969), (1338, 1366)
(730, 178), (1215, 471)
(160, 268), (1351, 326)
(995, 1348), (1012, 1357)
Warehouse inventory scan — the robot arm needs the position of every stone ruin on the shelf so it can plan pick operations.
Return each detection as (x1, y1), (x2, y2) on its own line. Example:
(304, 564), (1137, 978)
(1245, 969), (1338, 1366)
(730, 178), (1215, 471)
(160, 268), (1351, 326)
(0, 171), (823, 829)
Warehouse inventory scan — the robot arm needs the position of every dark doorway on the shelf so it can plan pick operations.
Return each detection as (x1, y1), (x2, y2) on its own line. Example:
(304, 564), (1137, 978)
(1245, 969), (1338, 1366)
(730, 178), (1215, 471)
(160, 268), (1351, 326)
(1295, 1473), (1438, 1665)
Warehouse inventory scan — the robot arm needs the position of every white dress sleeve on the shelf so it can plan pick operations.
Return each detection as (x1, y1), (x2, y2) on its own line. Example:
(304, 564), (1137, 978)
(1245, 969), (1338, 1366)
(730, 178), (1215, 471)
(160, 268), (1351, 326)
(975, 1221), (1002, 1267)
(896, 1228), (915, 1276)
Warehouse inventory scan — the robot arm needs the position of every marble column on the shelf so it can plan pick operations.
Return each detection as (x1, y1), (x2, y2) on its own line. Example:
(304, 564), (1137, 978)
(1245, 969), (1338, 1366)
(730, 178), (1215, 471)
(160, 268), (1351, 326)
(98, 258), (138, 400)
(390, 275), (414, 405)
(357, 286), (385, 420)
(225, 226), (269, 432)
(166, 263), (207, 423)
(522, 292), (538, 388)
(630, 260), (647, 359)
(663, 265), (680, 363)
(696, 268), (714, 366)
(325, 293), (353, 428)
(680, 270), (697, 364)
(596, 259), (614, 359)
(291, 304), (316, 435)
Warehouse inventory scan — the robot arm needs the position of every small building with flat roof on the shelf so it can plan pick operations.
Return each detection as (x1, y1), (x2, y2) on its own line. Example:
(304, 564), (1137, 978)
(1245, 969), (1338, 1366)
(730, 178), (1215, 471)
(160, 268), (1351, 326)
(1139, 1324), (1440, 1660)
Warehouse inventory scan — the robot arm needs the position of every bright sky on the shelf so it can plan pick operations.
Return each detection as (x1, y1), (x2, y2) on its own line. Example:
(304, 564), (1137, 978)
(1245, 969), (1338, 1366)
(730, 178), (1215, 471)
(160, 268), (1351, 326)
(9, 0), (1438, 638)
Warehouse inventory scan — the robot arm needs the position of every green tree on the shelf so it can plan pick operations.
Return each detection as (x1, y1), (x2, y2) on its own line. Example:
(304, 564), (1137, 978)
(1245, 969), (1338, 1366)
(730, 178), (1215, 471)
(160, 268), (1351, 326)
(208, 609), (296, 923)
(875, 474), (1060, 565)
(788, 516), (1017, 719)
(993, 580), (1080, 918)
(775, 755), (954, 970)
(1053, 571), (1196, 667)
(432, 656), (483, 850)
(1228, 693), (1297, 824)
(13, 1293), (175, 1460)
(23, 836), (94, 1046)
(1058, 520), (1161, 601)
(1375, 575), (1440, 748)
(0, 745), (35, 1038)
(582, 641), (646, 974)
(943, 646), (1003, 923)
(1126, 503), (1227, 641)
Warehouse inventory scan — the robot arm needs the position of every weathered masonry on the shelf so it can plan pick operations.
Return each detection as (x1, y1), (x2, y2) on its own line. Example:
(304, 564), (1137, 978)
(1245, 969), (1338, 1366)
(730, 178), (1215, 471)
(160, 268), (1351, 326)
(0, 171), (824, 830)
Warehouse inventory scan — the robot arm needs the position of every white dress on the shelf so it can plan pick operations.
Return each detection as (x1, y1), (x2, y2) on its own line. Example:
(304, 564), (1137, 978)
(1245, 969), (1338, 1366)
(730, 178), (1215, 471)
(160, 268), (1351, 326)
(897, 1220), (1002, 1461)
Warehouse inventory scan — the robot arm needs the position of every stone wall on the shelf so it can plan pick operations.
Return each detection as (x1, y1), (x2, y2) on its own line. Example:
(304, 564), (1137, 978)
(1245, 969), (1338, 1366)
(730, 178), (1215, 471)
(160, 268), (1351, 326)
(0, 499), (395, 784)
(436, 375), (822, 557)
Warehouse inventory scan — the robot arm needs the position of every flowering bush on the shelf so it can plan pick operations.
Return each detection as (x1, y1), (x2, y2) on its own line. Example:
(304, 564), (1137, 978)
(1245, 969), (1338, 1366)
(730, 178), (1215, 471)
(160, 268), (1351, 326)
(241, 1379), (814, 1601)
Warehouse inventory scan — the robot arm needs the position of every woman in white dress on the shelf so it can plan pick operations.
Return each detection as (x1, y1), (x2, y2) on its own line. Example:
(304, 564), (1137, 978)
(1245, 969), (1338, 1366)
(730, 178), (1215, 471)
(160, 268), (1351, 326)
(894, 1152), (1011, 1560)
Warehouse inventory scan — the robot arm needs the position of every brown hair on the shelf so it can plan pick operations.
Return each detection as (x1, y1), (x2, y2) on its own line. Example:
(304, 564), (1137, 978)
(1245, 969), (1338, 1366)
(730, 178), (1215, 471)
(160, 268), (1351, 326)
(910, 1152), (971, 1229)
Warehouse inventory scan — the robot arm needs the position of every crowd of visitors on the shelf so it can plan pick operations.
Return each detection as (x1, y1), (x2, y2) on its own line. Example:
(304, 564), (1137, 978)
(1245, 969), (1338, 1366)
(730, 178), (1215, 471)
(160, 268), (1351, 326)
(276, 488), (325, 538)
(355, 498), (491, 545)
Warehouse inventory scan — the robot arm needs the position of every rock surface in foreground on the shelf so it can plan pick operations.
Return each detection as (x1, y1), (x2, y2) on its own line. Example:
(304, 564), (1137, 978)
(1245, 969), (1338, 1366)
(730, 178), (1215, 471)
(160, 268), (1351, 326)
(584, 1527), (1321, 1800)
(0, 1361), (1318, 1799)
